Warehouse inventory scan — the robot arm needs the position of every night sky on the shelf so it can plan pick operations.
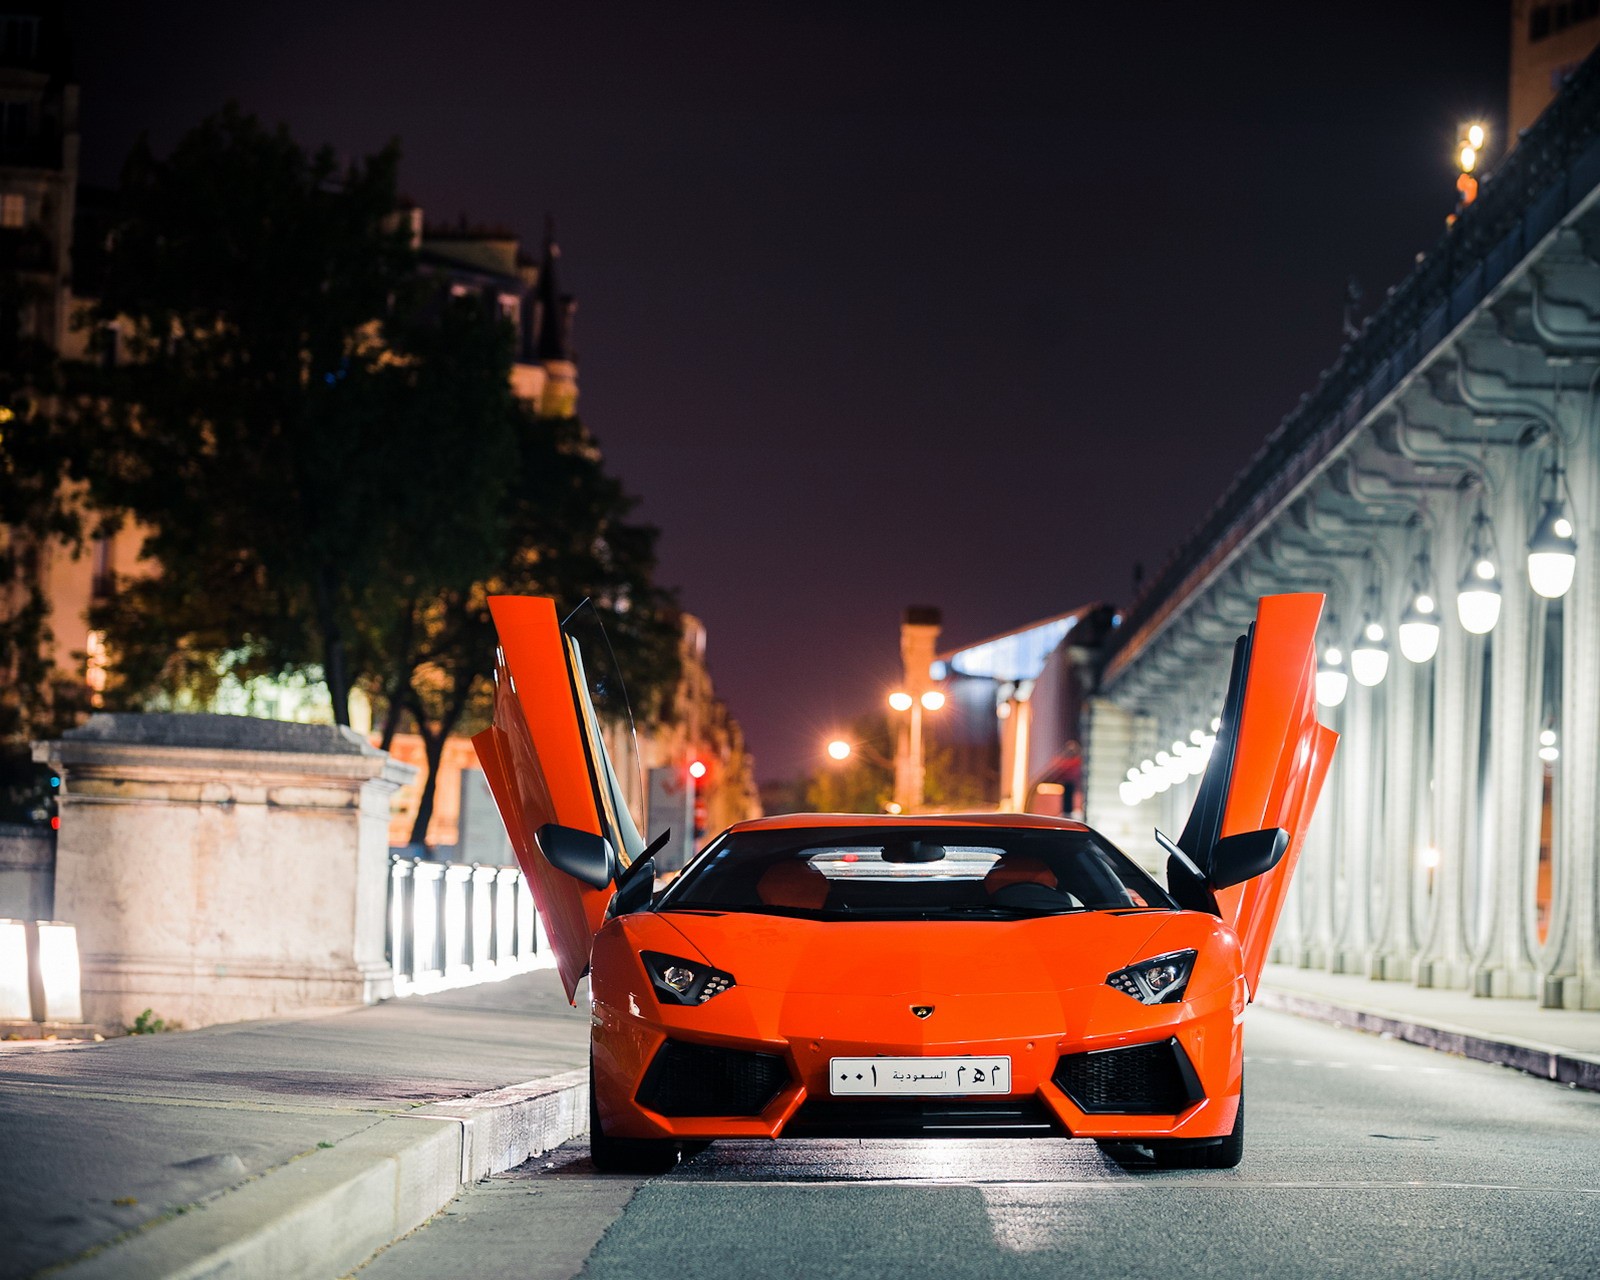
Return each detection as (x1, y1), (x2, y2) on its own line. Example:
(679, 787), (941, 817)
(69, 2), (1510, 782)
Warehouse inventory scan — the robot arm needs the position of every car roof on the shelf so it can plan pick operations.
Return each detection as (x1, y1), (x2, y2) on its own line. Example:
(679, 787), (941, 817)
(725, 812), (1092, 835)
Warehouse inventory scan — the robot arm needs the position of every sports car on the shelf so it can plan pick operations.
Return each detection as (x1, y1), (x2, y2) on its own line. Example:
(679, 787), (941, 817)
(473, 592), (1336, 1171)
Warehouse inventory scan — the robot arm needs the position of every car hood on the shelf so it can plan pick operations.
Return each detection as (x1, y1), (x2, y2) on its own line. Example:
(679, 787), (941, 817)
(648, 909), (1176, 997)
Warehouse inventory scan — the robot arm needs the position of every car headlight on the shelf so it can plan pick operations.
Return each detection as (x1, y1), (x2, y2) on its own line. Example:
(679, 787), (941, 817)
(640, 951), (736, 1005)
(1105, 950), (1197, 1005)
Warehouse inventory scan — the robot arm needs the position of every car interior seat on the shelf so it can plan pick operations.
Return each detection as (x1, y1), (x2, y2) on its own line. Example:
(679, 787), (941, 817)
(756, 859), (831, 911)
(983, 854), (1058, 895)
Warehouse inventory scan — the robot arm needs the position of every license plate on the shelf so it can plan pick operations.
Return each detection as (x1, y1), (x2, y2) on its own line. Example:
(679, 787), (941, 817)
(829, 1056), (1012, 1096)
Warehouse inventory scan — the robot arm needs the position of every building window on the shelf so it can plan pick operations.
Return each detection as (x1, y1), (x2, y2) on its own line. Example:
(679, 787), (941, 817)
(1529, 0), (1600, 42)
(90, 535), (113, 600)
(0, 15), (38, 61)
(0, 101), (28, 152)
(85, 629), (108, 708)
(0, 191), (22, 228)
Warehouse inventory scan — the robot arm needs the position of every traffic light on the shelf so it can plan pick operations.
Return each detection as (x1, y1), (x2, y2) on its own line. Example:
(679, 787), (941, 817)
(687, 759), (709, 837)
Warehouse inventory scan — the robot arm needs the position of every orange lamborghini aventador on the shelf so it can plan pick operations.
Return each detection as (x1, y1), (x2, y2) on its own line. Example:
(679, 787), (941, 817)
(473, 593), (1336, 1172)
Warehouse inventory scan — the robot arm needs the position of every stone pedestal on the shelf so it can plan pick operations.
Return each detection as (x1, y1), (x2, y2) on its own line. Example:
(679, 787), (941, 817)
(0, 823), (54, 920)
(35, 714), (414, 1031)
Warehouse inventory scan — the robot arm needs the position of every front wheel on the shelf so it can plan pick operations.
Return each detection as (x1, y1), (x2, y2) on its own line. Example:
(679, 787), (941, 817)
(1150, 1080), (1244, 1170)
(588, 1054), (679, 1175)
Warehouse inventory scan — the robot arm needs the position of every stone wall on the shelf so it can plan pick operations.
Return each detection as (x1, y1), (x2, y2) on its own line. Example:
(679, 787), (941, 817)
(36, 714), (414, 1031)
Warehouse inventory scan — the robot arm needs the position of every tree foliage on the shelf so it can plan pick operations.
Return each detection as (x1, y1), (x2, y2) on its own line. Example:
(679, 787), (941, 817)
(71, 106), (516, 725)
(379, 411), (679, 847)
(803, 713), (894, 814)
(0, 220), (86, 820)
(57, 106), (679, 845)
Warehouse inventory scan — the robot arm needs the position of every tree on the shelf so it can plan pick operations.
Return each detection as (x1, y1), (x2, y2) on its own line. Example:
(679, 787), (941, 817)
(0, 219), (86, 821)
(376, 411), (679, 847)
(70, 106), (516, 725)
(804, 714), (894, 814)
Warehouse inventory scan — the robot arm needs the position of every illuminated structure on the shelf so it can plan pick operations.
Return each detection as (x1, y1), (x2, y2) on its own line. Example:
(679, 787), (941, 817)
(1087, 47), (1600, 1009)
(1510, 0), (1600, 136)
(416, 213), (579, 419)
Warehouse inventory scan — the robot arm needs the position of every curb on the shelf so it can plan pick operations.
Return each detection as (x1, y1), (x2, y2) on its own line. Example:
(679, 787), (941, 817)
(1257, 988), (1600, 1093)
(51, 1068), (589, 1280)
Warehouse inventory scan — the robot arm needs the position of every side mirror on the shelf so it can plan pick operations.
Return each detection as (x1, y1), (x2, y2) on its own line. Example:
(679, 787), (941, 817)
(611, 829), (672, 916)
(536, 823), (615, 889)
(1207, 827), (1289, 890)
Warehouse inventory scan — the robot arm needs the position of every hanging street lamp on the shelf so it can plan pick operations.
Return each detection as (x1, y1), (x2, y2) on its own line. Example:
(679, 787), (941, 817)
(1350, 620), (1390, 687)
(1398, 540), (1442, 663)
(1527, 452), (1578, 600)
(1456, 499), (1503, 635)
(1350, 567), (1389, 687)
(1315, 617), (1350, 708)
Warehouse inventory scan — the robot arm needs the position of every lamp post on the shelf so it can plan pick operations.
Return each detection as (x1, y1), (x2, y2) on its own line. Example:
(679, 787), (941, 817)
(889, 688), (945, 813)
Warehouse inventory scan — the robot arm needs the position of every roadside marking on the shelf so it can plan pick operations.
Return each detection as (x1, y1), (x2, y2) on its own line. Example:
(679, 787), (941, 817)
(1245, 1056), (1458, 1073)
(663, 1178), (1600, 1194)
(0, 1081), (376, 1116)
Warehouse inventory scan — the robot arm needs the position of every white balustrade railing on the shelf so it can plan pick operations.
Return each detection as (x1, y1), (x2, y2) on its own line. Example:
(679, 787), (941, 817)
(387, 855), (548, 996)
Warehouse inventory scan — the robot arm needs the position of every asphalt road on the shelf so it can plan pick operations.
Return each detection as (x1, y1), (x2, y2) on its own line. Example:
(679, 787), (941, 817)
(357, 1008), (1600, 1280)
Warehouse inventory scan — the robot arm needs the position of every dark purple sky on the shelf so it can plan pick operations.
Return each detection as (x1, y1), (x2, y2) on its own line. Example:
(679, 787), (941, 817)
(68, 1), (1509, 782)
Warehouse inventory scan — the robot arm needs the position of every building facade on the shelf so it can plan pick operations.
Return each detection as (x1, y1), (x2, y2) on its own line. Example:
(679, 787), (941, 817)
(1086, 48), (1600, 1011)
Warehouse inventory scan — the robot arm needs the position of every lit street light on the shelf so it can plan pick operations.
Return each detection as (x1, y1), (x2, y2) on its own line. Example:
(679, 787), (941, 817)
(889, 686), (944, 812)
(1527, 452), (1578, 600)
(826, 739), (852, 761)
(1454, 120), (1487, 209)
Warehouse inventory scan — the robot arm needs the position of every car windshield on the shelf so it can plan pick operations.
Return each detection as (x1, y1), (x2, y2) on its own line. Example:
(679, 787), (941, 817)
(657, 825), (1175, 921)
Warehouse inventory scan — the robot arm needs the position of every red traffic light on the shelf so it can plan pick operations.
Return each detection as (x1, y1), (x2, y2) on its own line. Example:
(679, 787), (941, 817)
(688, 759), (708, 780)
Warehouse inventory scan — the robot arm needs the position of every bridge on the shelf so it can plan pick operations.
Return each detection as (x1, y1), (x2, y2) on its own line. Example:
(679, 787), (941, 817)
(1086, 46), (1600, 1010)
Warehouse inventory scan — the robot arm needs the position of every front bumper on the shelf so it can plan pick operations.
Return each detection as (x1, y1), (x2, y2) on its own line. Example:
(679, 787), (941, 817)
(591, 975), (1245, 1143)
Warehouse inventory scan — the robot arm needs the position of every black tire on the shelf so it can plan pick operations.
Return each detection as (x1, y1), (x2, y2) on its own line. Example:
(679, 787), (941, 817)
(1150, 1081), (1244, 1170)
(588, 1055), (679, 1174)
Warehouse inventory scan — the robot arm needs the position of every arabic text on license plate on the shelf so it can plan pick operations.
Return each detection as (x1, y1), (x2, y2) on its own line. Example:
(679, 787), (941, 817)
(829, 1056), (1012, 1096)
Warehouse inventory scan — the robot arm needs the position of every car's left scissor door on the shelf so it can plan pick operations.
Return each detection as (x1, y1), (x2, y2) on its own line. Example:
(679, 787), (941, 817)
(472, 596), (645, 1002)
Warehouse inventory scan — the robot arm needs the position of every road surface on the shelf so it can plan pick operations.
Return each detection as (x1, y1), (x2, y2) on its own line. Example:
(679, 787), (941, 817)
(359, 1008), (1600, 1279)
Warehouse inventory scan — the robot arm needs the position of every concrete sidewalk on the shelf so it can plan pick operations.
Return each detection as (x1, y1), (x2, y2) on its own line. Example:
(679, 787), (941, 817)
(0, 969), (590, 1280)
(1259, 963), (1600, 1091)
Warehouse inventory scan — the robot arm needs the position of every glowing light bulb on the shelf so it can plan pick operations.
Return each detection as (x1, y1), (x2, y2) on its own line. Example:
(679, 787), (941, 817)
(1456, 586), (1501, 635)
(1315, 670), (1348, 708)
(1398, 617), (1440, 663)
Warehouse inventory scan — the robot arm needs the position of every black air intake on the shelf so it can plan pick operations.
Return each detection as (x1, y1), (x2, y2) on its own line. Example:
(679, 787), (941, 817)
(1053, 1038), (1204, 1114)
(785, 1097), (1060, 1139)
(635, 1039), (789, 1117)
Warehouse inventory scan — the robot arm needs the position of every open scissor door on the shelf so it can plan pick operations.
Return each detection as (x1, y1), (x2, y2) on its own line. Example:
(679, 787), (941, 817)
(1167, 593), (1338, 994)
(472, 596), (645, 1002)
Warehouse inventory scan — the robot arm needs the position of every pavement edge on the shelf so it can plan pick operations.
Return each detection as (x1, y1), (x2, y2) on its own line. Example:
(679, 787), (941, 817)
(1257, 988), (1600, 1092)
(49, 1069), (590, 1280)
